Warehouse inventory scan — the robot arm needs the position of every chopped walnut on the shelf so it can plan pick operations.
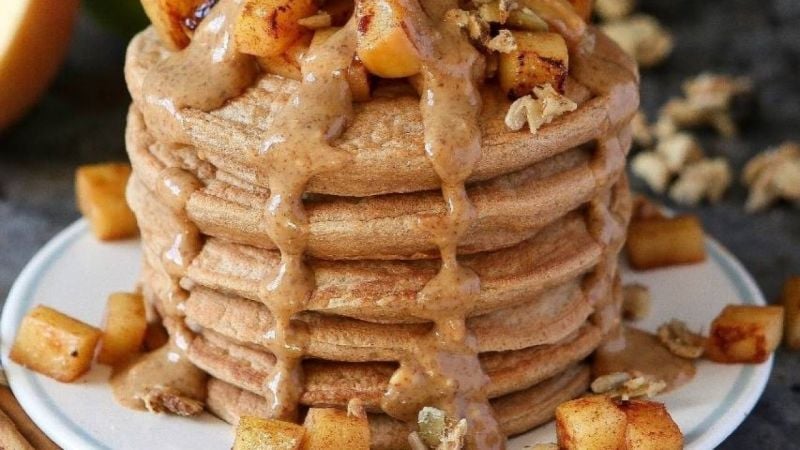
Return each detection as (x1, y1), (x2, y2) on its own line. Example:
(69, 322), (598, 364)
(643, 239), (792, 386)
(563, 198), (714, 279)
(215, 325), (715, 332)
(140, 386), (204, 416)
(660, 73), (752, 137)
(594, 0), (637, 21)
(655, 132), (704, 173)
(654, 114), (678, 140)
(591, 372), (666, 401)
(742, 142), (800, 212)
(669, 158), (732, 206)
(487, 29), (517, 53)
(297, 11), (332, 29)
(622, 283), (651, 321)
(504, 84), (577, 133)
(657, 319), (706, 359)
(631, 151), (671, 193)
(631, 110), (654, 148)
(448, 8), (491, 45)
(438, 419), (467, 450)
(601, 14), (673, 68)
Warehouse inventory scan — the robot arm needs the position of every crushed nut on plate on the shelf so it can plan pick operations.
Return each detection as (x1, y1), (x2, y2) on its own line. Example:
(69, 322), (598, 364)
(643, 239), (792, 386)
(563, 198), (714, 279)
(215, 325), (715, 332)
(601, 14), (673, 67)
(622, 283), (651, 321)
(140, 386), (204, 416)
(742, 141), (800, 212)
(505, 84), (577, 133)
(657, 319), (706, 359)
(591, 372), (667, 401)
(669, 158), (732, 206)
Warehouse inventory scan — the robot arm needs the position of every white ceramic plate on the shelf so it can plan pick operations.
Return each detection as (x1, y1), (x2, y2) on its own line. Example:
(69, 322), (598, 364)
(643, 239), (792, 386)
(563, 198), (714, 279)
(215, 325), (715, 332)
(1, 220), (771, 450)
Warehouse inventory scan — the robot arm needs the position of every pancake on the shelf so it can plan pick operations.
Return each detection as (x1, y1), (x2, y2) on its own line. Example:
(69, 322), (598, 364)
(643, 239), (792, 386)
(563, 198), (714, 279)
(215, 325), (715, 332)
(125, 28), (638, 197)
(126, 107), (630, 259)
(187, 324), (604, 407)
(205, 365), (592, 450)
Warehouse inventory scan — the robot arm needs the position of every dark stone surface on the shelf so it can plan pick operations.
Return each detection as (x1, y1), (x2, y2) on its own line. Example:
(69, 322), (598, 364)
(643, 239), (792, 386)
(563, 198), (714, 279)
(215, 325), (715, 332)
(0, 1), (798, 448)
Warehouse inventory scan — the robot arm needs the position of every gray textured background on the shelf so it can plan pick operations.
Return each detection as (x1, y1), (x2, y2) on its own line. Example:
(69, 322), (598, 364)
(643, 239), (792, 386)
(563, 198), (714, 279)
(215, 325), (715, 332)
(0, 1), (798, 448)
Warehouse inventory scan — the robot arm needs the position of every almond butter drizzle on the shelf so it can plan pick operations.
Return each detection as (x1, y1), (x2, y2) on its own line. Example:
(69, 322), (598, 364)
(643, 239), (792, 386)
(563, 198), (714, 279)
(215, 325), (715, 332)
(122, 0), (652, 446)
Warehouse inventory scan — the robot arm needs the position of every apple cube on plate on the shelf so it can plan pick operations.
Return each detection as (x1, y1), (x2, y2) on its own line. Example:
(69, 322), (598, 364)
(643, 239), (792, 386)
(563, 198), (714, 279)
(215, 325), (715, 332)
(75, 163), (138, 241)
(302, 407), (370, 449)
(498, 31), (569, 98)
(236, 0), (317, 57)
(555, 395), (627, 450)
(625, 215), (706, 270)
(618, 400), (683, 450)
(355, 0), (423, 78)
(706, 305), (784, 363)
(97, 292), (148, 366)
(10, 306), (102, 382)
(233, 416), (305, 450)
(782, 276), (800, 350)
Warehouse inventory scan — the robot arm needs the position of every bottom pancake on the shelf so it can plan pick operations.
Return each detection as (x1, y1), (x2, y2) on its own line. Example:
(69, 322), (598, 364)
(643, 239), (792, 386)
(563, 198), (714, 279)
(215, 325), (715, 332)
(206, 364), (591, 449)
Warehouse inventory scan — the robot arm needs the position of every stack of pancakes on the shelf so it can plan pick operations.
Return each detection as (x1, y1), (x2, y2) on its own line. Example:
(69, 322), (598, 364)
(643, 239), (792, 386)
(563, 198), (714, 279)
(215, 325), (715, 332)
(124, 21), (638, 448)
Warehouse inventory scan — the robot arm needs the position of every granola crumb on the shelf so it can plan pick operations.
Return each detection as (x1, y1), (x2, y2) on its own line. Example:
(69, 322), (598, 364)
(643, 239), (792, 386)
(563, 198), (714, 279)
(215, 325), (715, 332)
(742, 141), (800, 212)
(601, 14), (673, 67)
(622, 283), (651, 321)
(504, 84), (577, 133)
(670, 158), (732, 206)
(657, 319), (706, 359)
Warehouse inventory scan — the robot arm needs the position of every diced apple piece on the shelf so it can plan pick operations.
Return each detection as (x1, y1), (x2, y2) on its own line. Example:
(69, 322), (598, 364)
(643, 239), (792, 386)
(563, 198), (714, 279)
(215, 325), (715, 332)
(706, 305), (784, 364)
(626, 216), (706, 270)
(618, 400), (683, 450)
(322, 0), (354, 26)
(140, 0), (203, 50)
(555, 395), (627, 450)
(518, 0), (587, 44)
(355, 0), (423, 78)
(257, 33), (312, 80)
(10, 306), (101, 382)
(233, 416), (305, 449)
(97, 293), (147, 366)
(236, 0), (317, 57)
(301, 407), (370, 449)
(75, 163), (138, 241)
(783, 277), (800, 350)
(498, 31), (569, 98)
(567, 0), (593, 22)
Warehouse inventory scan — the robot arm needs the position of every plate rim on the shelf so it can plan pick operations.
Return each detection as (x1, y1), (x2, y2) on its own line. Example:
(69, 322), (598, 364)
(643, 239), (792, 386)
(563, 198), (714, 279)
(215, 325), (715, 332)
(0, 219), (772, 450)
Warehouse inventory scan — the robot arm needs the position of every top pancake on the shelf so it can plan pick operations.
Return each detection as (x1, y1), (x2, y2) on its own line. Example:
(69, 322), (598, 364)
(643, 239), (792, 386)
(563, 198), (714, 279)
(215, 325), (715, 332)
(125, 28), (639, 196)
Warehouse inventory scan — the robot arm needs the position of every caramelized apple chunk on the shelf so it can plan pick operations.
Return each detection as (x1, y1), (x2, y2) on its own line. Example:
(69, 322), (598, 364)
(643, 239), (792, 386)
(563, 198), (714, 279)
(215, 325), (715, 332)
(555, 395), (627, 450)
(301, 407), (370, 449)
(97, 292), (148, 366)
(626, 216), (706, 270)
(75, 163), (138, 241)
(706, 305), (784, 364)
(355, 0), (423, 78)
(498, 31), (569, 98)
(233, 416), (305, 450)
(236, 0), (318, 57)
(10, 306), (101, 382)
(140, 0), (205, 49)
(618, 400), (683, 450)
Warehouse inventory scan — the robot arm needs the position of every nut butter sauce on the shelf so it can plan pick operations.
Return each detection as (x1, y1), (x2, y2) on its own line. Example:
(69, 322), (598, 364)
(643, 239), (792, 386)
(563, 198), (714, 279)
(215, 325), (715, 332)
(379, 1), (503, 449)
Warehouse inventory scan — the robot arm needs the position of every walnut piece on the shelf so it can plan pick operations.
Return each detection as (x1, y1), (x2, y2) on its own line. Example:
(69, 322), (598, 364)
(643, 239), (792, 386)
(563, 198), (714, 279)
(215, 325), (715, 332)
(631, 151), (671, 193)
(742, 141), (800, 212)
(504, 84), (577, 133)
(669, 158), (732, 206)
(659, 73), (752, 137)
(297, 11), (332, 29)
(655, 132), (704, 173)
(601, 14), (673, 67)
(438, 419), (467, 450)
(140, 386), (204, 416)
(657, 319), (706, 359)
(591, 372), (667, 401)
(622, 283), (651, 321)
(487, 29), (517, 53)
(631, 110), (654, 148)
(448, 8), (490, 44)
(594, 0), (637, 21)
